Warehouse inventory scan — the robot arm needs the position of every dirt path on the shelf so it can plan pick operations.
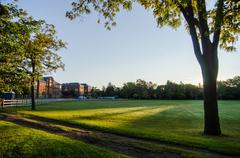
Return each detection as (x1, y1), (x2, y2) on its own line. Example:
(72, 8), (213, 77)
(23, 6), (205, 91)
(0, 113), (237, 158)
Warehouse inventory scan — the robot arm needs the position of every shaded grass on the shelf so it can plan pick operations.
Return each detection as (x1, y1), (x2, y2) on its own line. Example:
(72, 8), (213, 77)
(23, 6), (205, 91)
(5, 100), (240, 155)
(0, 120), (128, 158)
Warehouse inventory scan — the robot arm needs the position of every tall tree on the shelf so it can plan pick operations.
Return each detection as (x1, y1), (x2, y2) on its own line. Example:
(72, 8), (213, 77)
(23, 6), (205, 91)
(67, 0), (240, 135)
(104, 82), (116, 96)
(23, 22), (66, 110)
(0, 2), (66, 110)
(0, 2), (36, 93)
(218, 76), (240, 99)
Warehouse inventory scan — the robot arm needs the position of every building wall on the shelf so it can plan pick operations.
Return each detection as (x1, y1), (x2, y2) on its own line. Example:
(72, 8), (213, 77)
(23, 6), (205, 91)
(79, 84), (85, 96)
(62, 83), (92, 97)
(37, 78), (92, 98)
(37, 77), (61, 99)
(62, 83), (80, 98)
(80, 84), (92, 96)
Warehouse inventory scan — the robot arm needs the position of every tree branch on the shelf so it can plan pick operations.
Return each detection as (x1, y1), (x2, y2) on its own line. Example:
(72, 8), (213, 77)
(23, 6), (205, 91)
(196, 0), (212, 50)
(213, 0), (224, 50)
(175, 0), (204, 66)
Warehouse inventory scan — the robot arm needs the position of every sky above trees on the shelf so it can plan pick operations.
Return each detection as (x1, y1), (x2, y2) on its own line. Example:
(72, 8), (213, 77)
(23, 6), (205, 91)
(15, 0), (240, 88)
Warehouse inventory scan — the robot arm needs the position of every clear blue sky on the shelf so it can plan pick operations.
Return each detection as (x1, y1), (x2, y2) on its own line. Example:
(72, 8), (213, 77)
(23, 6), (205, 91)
(14, 0), (240, 87)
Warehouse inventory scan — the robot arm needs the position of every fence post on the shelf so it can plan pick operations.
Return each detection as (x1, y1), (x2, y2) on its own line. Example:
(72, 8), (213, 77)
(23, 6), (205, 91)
(0, 99), (3, 109)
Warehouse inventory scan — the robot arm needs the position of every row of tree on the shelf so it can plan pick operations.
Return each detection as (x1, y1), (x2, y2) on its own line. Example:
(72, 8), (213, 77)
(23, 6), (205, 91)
(218, 76), (240, 100)
(91, 76), (240, 100)
(0, 3), (65, 109)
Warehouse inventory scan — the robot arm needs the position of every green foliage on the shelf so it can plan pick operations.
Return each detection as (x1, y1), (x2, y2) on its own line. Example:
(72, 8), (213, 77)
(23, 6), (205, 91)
(66, 0), (133, 30)
(0, 2), (66, 94)
(92, 76), (240, 100)
(92, 79), (202, 99)
(104, 82), (117, 96)
(139, 0), (181, 28)
(218, 0), (240, 51)
(218, 76), (240, 99)
(0, 2), (39, 93)
(23, 22), (66, 81)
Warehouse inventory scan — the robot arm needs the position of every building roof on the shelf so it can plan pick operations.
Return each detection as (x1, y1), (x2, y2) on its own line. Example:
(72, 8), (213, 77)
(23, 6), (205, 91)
(62, 82), (80, 85)
(42, 76), (53, 81)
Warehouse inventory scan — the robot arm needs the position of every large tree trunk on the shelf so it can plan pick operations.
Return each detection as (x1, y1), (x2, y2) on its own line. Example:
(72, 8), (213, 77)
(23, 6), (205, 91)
(202, 71), (221, 135)
(201, 48), (221, 135)
(179, 0), (224, 136)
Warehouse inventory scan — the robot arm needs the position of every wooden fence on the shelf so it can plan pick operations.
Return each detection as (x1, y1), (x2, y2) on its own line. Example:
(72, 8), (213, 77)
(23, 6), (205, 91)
(1, 98), (76, 108)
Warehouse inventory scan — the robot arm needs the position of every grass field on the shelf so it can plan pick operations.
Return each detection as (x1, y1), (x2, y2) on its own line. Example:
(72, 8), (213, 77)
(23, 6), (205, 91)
(0, 120), (128, 158)
(2, 100), (240, 156)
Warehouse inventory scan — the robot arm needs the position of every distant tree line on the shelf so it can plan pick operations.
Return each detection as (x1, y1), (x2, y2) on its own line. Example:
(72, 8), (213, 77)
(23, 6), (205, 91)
(218, 76), (240, 100)
(91, 76), (240, 100)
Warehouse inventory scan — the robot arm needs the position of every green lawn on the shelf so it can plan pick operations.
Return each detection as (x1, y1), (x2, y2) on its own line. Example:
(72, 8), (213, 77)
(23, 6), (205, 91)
(5, 100), (240, 155)
(0, 120), (127, 158)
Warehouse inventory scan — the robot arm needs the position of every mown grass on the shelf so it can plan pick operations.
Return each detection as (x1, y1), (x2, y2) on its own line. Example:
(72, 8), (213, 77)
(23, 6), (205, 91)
(0, 120), (128, 158)
(5, 100), (240, 155)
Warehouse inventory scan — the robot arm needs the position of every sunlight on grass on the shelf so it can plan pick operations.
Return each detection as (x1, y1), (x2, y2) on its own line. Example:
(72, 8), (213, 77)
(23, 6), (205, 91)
(0, 120), (128, 158)
(72, 106), (175, 128)
(7, 100), (240, 155)
(21, 105), (175, 128)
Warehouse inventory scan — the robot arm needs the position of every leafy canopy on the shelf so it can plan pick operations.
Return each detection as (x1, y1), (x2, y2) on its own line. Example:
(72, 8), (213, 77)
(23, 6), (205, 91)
(23, 22), (66, 81)
(0, 2), (66, 93)
(0, 2), (41, 92)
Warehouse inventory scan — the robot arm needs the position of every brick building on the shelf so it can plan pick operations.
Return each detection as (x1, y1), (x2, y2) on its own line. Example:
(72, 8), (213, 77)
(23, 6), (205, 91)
(80, 83), (92, 96)
(36, 77), (61, 98)
(61, 83), (80, 98)
(62, 83), (92, 98)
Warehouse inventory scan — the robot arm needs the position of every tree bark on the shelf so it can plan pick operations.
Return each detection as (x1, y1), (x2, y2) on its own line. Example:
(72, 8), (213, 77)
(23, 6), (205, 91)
(36, 80), (40, 99)
(201, 48), (221, 135)
(31, 62), (36, 110)
(177, 0), (223, 136)
(31, 77), (36, 110)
